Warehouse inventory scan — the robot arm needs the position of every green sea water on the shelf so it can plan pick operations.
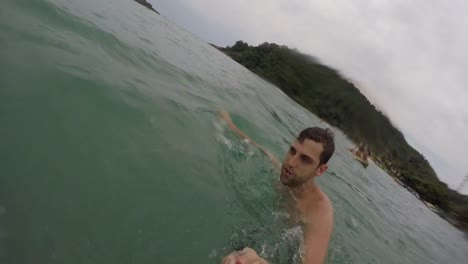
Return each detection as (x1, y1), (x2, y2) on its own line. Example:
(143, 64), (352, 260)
(1, 0), (467, 263)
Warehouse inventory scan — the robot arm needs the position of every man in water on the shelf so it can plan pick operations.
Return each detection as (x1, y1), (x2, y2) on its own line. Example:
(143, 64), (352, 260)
(219, 111), (335, 264)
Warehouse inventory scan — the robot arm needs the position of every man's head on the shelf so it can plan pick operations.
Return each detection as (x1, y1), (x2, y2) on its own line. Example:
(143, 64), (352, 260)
(280, 127), (335, 187)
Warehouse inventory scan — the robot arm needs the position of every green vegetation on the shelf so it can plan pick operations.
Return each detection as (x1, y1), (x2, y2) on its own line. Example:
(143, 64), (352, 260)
(218, 41), (468, 230)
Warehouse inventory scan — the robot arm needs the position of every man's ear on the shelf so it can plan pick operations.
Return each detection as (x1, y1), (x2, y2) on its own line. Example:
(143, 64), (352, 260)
(315, 164), (328, 176)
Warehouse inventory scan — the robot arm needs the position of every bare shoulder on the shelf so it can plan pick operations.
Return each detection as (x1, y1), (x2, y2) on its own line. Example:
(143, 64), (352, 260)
(320, 193), (333, 213)
(313, 191), (333, 216)
(305, 191), (334, 228)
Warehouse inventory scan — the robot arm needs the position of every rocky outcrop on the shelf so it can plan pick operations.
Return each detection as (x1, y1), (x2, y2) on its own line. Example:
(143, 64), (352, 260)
(134, 0), (159, 14)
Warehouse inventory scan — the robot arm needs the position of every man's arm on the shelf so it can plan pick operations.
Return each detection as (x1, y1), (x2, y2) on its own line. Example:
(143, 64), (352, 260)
(302, 200), (334, 264)
(219, 110), (281, 169)
(221, 204), (333, 264)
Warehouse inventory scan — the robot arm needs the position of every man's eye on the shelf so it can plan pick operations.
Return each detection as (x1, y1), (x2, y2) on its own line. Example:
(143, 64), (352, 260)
(301, 155), (311, 163)
(289, 147), (296, 155)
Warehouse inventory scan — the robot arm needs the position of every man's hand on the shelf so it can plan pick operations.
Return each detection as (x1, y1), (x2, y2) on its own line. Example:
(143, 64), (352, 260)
(219, 110), (234, 127)
(218, 110), (281, 169)
(218, 110), (249, 140)
(222, 248), (269, 264)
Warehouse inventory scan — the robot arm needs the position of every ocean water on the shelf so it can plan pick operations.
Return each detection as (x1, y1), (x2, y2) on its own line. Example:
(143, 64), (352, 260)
(1, 0), (467, 263)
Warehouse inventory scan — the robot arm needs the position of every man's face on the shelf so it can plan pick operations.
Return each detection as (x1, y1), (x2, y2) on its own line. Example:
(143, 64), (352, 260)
(280, 139), (328, 187)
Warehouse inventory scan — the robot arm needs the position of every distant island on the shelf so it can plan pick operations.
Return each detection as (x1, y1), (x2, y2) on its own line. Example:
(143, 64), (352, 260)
(217, 41), (468, 231)
(134, 0), (159, 14)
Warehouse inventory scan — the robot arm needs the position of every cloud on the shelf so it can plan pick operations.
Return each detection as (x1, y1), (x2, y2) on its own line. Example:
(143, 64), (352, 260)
(154, 0), (468, 191)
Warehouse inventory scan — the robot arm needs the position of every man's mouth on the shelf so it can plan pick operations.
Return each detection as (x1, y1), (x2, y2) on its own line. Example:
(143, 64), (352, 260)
(283, 167), (294, 178)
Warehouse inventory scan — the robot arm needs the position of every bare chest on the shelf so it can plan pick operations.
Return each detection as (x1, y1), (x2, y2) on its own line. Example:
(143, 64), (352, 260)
(280, 192), (313, 225)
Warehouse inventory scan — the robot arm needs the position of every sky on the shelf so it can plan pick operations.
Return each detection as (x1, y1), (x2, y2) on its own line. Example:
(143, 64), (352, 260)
(150, 0), (468, 193)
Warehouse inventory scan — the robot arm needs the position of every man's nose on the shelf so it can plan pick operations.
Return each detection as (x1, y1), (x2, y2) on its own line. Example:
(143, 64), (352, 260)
(287, 154), (299, 167)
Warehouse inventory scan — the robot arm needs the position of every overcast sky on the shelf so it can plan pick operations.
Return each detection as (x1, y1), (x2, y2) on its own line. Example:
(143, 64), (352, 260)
(150, 0), (468, 193)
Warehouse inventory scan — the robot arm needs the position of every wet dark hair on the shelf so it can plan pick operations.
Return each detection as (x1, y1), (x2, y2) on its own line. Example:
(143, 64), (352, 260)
(297, 127), (335, 165)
